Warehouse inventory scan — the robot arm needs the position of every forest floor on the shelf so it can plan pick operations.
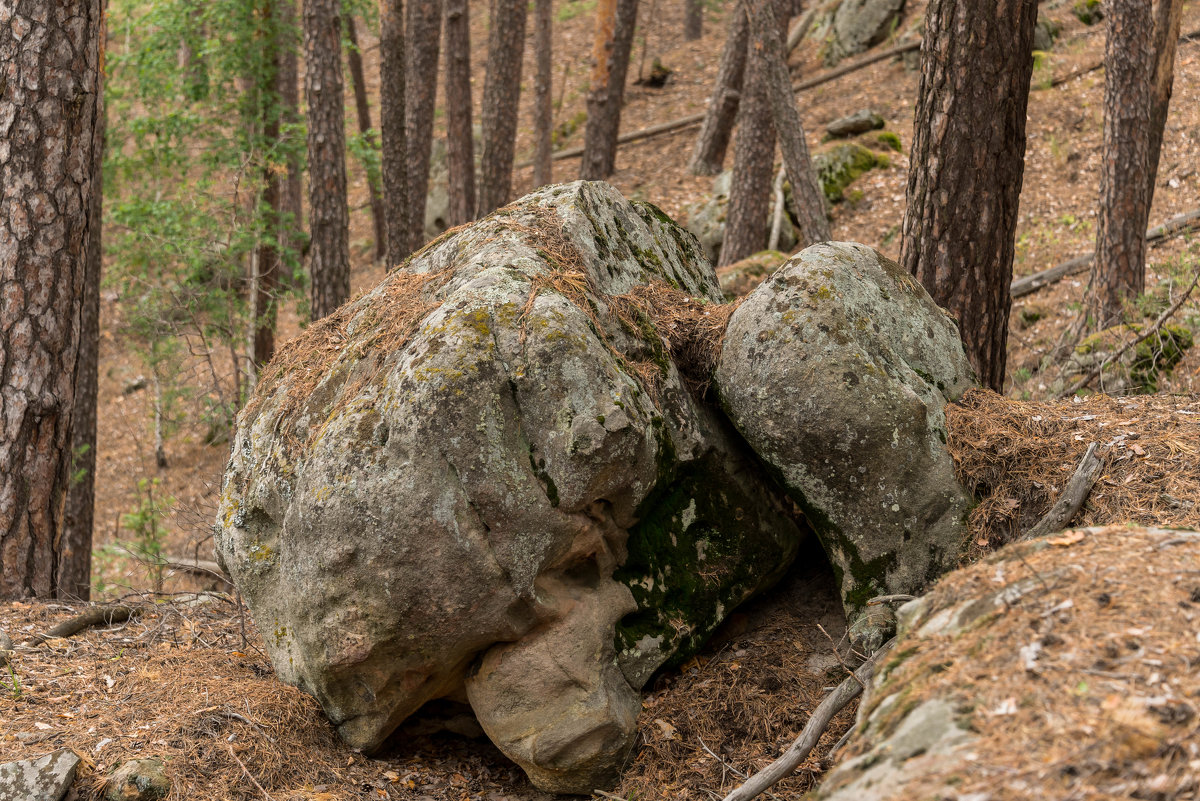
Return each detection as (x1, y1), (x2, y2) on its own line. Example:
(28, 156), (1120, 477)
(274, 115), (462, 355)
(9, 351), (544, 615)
(5, 0), (1200, 798)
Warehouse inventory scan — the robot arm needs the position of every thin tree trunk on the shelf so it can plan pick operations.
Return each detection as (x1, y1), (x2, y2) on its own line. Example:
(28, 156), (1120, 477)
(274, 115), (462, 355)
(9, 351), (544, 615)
(685, 0), (703, 40)
(581, 0), (640, 179)
(254, 0), (284, 368)
(279, 0), (303, 264)
(62, 46), (107, 603)
(689, 2), (749, 175)
(443, 0), (476, 225)
(382, 0), (410, 266)
(718, 0), (780, 267)
(747, 0), (829, 247)
(533, 0), (554, 187)
(0, 0), (103, 600)
(304, 0), (352, 317)
(345, 13), (387, 262)
(406, 0), (443, 250)
(1147, 0), (1182, 210)
(899, 0), (1038, 392)
(1088, 0), (1155, 329)
(477, 0), (528, 216)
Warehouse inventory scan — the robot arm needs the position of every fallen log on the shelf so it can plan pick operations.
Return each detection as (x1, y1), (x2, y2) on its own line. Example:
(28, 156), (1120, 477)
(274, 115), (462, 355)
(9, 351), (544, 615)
(1010, 208), (1200, 299)
(1022, 442), (1103, 540)
(524, 41), (921, 167)
(25, 605), (143, 645)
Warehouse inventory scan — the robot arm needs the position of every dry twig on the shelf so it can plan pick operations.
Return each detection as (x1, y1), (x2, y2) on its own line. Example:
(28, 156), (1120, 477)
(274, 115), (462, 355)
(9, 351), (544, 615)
(719, 638), (896, 801)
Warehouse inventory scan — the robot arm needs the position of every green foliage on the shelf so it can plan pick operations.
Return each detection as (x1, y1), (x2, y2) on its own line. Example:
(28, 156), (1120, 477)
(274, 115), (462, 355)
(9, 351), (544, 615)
(106, 0), (307, 437)
(874, 131), (902, 152)
(122, 478), (176, 591)
(556, 0), (596, 22)
(1073, 0), (1102, 25)
(3, 663), (20, 700)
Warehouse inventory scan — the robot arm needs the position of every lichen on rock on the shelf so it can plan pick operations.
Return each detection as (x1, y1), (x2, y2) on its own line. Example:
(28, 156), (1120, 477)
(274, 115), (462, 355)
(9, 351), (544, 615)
(716, 242), (976, 629)
(215, 181), (804, 793)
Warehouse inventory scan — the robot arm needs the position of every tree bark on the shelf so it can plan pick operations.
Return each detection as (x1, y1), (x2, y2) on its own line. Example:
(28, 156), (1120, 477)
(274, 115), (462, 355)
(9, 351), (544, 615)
(689, 2), (749, 175)
(381, 0), (410, 267)
(443, 0), (475, 225)
(900, 0), (1038, 393)
(344, 13), (387, 262)
(279, 0), (303, 263)
(0, 0), (104, 600)
(581, 0), (640, 180)
(1147, 0), (1182, 211)
(685, 0), (703, 40)
(477, 0), (528, 216)
(532, 0), (554, 187)
(747, 0), (829, 247)
(305, 0), (352, 317)
(719, 0), (783, 267)
(1088, 0), (1155, 329)
(405, 0), (443, 251)
(254, 0), (286, 368)
(62, 37), (107, 603)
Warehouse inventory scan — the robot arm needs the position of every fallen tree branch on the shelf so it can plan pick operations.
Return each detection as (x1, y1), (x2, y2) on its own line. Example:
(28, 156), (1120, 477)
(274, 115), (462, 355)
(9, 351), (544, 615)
(1022, 442), (1103, 540)
(720, 637), (896, 801)
(163, 555), (230, 583)
(1057, 264), (1200, 398)
(1010, 208), (1200, 299)
(524, 41), (921, 167)
(25, 605), (143, 645)
(226, 743), (272, 800)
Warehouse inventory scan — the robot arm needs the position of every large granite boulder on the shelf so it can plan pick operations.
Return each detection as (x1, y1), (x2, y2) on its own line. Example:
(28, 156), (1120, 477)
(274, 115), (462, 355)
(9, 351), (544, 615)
(828, 0), (905, 64)
(716, 243), (975, 627)
(818, 526), (1200, 801)
(215, 181), (803, 792)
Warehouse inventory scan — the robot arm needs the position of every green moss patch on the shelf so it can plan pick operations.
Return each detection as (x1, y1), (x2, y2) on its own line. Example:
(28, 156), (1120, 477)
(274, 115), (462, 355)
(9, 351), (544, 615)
(813, 142), (890, 204)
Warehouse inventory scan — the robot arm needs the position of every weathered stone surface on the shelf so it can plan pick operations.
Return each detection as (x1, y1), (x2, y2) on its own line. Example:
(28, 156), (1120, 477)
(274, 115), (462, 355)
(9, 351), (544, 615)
(716, 242), (975, 621)
(0, 750), (80, 801)
(812, 142), (889, 204)
(828, 0), (905, 64)
(216, 181), (803, 792)
(818, 526), (1200, 801)
(103, 758), (170, 801)
(825, 110), (885, 139)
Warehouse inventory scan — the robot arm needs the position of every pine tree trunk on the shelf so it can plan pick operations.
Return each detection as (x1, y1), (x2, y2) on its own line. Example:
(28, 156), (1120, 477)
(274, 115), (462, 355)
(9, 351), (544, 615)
(900, 0), (1038, 392)
(1147, 0), (1182, 210)
(685, 0), (703, 40)
(533, 0), (554, 187)
(345, 14), (387, 262)
(477, 0), (528, 216)
(580, 0), (640, 180)
(719, 2), (778, 268)
(305, 0), (352, 317)
(279, 0), (303, 260)
(382, 0), (410, 267)
(254, 0), (286, 368)
(689, 2), (749, 175)
(1088, 0), (1155, 329)
(0, 0), (103, 600)
(443, 0), (476, 225)
(406, 0), (443, 250)
(62, 51), (106, 603)
(747, 0), (829, 247)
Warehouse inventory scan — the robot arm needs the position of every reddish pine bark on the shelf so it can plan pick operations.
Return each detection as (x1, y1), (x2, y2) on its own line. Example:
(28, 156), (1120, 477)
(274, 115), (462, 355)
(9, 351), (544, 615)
(689, 2), (749, 175)
(477, 0), (527, 216)
(0, 0), (104, 599)
(580, 0), (639, 180)
(405, 0), (443, 250)
(443, 0), (476, 225)
(900, 0), (1038, 392)
(381, 0), (410, 266)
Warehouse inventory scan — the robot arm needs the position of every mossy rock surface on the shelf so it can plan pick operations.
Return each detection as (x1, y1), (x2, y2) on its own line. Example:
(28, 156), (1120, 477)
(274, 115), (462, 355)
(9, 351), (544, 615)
(215, 181), (804, 793)
(1073, 322), (1193, 393)
(814, 142), (889, 203)
(716, 242), (976, 624)
(716, 250), (789, 299)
